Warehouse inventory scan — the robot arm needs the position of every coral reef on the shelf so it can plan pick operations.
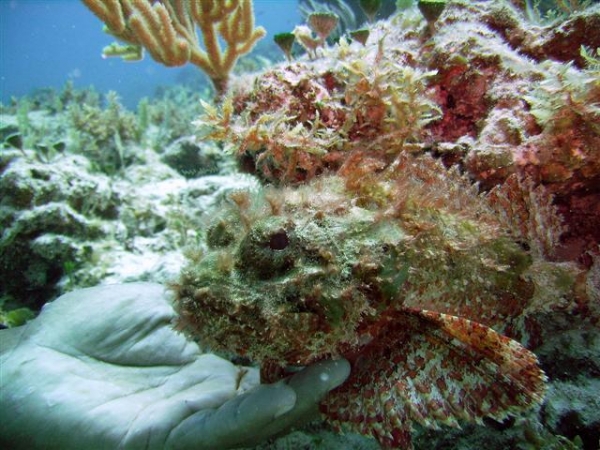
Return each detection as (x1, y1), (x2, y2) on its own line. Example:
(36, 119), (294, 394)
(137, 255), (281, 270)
(1, 82), (213, 172)
(1, 0), (599, 448)
(0, 83), (245, 317)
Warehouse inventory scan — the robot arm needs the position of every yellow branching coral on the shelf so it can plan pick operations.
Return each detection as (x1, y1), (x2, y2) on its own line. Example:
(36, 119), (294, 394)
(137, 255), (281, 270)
(82, 0), (266, 96)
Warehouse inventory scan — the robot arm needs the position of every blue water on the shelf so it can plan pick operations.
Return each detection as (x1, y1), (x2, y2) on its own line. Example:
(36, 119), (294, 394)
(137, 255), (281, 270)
(0, 0), (300, 108)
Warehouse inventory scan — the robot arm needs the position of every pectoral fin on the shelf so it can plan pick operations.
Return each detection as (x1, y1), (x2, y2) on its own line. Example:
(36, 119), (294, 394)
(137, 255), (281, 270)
(321, 308), (547, 449)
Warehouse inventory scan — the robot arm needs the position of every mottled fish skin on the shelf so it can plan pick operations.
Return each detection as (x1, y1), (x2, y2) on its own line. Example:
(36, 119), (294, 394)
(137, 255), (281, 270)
(175, 160), (548, 448)
(320, 309), (547, 449)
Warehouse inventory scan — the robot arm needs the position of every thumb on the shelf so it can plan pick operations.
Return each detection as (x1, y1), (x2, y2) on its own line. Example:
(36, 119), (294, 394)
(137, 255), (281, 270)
(165, 382), (297, 450)
(244, 358), (351, 444)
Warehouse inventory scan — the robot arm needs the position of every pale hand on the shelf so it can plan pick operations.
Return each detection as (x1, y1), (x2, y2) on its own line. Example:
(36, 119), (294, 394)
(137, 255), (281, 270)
(0, 283), (349, 450)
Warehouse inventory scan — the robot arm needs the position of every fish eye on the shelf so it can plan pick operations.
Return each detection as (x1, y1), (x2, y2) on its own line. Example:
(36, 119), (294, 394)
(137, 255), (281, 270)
(236, 218), (297, 279)
(269, 230), (289, 250)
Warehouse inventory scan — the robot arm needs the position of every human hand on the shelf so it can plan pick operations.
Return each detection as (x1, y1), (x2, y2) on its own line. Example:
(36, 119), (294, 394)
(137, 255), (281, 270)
(0, 283), (349, 450)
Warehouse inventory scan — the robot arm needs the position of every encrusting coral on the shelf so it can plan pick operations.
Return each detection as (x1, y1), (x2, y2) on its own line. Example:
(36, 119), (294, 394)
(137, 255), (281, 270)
(81, 0), (266, 96)
(195, 43), (440, 185)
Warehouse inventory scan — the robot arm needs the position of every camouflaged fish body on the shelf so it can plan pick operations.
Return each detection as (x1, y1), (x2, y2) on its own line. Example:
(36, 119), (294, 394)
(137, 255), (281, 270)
(176, 164), (547, 449)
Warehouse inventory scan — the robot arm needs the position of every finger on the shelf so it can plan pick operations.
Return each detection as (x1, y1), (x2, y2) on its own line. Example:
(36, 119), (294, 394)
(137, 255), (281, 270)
(236, 358), (351, 445)
(34, 283), (201, 366)
(165, 383), (297, 450)
(286, 359), (351, 409)
(0, 326), (25, 356)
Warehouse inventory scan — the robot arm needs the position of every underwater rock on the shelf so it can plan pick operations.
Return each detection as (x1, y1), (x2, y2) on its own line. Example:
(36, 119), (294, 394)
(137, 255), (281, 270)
(542, 379), (600, 450)
(529, 5), (600, 67)
(419, 2), (600, 264)
(0, 154), (115, 308)
(161, 136), (230, 178)
(0, 201), (101, 309)
(0, 153), (117, 214)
